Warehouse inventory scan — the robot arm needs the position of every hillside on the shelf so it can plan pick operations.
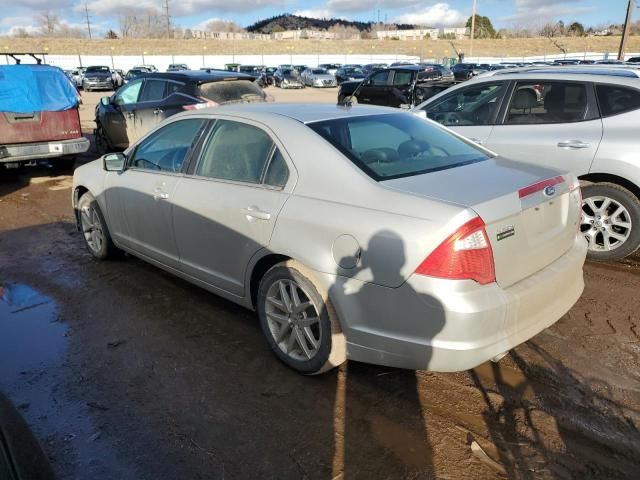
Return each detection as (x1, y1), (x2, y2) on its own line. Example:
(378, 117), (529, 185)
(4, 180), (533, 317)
(1, 36), (638, 59)
(246, 14), (415, 34)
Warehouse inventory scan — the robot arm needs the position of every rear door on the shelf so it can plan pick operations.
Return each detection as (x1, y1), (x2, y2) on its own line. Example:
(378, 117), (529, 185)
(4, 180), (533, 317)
(172, 118), (293, 296)
(484, 80), (603, 176)
(420, 81), (509, 144)
(103, 79), (143, 149)
(388, 70), (414, 107)
(357, 70), (391, 106)
(132, 79), (170, 142)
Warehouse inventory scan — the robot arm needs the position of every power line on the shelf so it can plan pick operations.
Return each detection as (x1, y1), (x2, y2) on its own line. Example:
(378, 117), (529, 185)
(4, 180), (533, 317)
(84, 2), (92, 40)
(163, 0), (171, 38)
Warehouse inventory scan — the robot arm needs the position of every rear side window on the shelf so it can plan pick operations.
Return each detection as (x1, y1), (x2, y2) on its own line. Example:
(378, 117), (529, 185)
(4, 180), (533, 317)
(596, 84), (640, 117)
(195, 120), (274, 184)
(264, 149), (289, 188)
(197, 80), (265, 104)
(140, 80), (166, 102)
(506, 82), (587, 124)
(392, 71), (413, 86)
(309, 113), (489, 181)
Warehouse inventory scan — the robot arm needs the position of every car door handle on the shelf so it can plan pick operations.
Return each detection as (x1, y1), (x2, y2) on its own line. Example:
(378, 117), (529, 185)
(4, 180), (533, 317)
(557, 140), (589, 149)
(242, 207), (271, 221)
(152, 189), (169, 200)
(470, 138), (484, 145)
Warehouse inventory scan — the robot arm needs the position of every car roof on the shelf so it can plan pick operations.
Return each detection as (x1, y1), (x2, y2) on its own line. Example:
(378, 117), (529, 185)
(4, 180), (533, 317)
(178, 103), (399, 124)
(140, 70), (255, 82)
(478, 65), (640, 79)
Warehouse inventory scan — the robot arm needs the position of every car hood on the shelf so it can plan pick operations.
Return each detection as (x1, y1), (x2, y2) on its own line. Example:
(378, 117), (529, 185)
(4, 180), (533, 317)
(283, 75), (302, 81)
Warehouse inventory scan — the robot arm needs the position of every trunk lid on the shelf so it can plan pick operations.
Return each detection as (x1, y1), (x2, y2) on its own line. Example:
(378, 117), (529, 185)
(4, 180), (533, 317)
(0, 109), (83, 145)
(382, 157), (581, 288)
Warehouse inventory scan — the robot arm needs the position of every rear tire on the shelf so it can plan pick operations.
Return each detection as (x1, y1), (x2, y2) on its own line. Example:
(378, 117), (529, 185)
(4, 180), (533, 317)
(77, 192), (119, 260)
(581, 182), (640, 261)
(257, 261), (346, 375)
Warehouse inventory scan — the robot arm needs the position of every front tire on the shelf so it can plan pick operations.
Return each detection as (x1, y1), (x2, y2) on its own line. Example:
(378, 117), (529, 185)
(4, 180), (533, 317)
(78, 192), (119, 260)
(257, 261), (346, 374)
(581, 182), (640, 261)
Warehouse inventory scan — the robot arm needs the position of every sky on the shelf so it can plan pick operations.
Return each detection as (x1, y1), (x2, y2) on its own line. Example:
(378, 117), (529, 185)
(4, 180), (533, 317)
(0, 0), (633, 36)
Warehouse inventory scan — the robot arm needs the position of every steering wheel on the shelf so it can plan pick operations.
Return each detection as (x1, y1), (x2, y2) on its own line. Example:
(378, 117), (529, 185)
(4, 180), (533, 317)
(135, 158), (161, 170)
(430, 145), (450, 157)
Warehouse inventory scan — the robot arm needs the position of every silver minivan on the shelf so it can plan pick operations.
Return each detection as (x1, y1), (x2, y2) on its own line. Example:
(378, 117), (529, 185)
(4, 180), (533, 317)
(415, 67), (640, 261)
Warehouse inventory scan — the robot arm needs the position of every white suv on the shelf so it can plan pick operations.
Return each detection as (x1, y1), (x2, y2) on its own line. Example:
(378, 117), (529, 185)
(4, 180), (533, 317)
(415, 66), (640, 261)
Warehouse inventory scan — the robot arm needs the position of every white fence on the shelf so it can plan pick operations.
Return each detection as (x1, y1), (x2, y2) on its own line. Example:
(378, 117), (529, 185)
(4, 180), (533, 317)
(2, 52), (639, 71)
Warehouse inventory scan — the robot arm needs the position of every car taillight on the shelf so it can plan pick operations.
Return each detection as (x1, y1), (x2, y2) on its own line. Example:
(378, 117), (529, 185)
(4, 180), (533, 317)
(518, 176), (564, 199)
(183, 96), (219, 110)
(415, 217), (496, 285)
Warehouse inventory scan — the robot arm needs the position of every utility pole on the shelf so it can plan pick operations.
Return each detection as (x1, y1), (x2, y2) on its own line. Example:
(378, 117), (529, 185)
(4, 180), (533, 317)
(618, 0), (633, 60)
(470, 0), (477, 58)
(163, 0), (171, 39)
(83, 3), (92, 40)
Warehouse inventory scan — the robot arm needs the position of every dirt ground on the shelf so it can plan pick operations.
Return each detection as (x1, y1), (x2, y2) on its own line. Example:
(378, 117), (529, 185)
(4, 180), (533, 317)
(1, 88), (639, 480)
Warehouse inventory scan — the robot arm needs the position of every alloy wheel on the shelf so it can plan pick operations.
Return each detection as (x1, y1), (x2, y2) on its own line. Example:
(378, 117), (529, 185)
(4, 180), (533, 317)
(80, 204), (104, 254)
(264, 279), (322, 361)
(581, 196), (632, 252)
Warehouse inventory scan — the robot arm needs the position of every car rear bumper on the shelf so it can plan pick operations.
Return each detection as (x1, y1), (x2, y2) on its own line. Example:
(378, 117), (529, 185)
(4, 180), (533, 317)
(0, 137), (90, 163)
(321, 234), (587, 371)
(83, 80), (113, 89)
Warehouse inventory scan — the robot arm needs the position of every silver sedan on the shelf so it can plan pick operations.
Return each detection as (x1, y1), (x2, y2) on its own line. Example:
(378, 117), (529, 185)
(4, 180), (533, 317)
(300, 68), (337, 87)
(72, 104), (587, 374)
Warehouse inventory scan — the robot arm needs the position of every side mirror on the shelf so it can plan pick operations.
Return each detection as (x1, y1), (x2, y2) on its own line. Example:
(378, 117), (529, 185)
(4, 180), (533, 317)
(103, 152), (126, 172)
(100, 96), (111, 106)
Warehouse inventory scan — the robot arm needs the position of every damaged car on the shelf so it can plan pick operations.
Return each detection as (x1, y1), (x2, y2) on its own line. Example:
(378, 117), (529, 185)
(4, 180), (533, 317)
(94, 70), (267, 152)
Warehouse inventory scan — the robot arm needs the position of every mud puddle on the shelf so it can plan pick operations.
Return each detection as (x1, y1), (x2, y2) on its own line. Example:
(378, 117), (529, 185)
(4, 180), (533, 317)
(0, 283), (135, 479)
(0, 283), (67, 381)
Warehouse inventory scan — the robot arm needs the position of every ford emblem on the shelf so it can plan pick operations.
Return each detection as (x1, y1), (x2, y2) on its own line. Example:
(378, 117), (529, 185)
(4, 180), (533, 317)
(544, 185), (556, 197)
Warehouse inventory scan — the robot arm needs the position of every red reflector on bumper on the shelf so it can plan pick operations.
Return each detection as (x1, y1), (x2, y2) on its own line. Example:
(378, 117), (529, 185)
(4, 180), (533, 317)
(518, 176), (564, 199)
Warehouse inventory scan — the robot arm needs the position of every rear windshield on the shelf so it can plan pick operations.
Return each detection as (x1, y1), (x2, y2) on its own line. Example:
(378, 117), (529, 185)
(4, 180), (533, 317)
(86, 66), (110, 73)
(308, 113), (490, 181)
(197, 80), (266, 104)
(312, 69), (327, 74)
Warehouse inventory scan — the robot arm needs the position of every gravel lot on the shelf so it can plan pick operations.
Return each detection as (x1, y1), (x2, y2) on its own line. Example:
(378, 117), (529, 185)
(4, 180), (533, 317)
(1, 87), (639, 480)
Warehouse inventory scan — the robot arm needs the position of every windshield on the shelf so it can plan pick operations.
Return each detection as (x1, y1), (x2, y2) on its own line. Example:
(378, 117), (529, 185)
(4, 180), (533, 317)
(308, 113), (489, 181)
(312, 69), (327, 74)
(197, 80), (266, 104)
(86, 66), (110, 73)
(345, 68), (364, 74)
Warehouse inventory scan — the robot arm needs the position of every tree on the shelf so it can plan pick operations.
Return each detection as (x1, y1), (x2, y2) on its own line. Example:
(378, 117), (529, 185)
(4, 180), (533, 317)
(105, 29), (118, 39)
(39, 11), (60, 35)
(204, 19), (245, 33)
(465, 14), (496, 38)
(183, 28), (193, 39)
(567, 22), (585, 36)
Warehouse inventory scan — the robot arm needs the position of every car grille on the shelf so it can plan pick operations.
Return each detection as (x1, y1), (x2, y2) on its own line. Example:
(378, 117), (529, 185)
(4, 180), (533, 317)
(322, 79), (335, 86)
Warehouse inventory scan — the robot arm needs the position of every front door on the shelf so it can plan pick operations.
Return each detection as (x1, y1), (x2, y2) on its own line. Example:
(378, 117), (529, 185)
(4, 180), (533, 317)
(421, 81), (509, 145)
(172, 119), (293, 296)
(357, 70), (391, 106)
(103, 117), (207, 268)
(485, 80), (602, 176)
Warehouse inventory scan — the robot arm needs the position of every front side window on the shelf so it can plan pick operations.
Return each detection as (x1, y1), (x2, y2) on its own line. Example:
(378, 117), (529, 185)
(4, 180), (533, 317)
(129, 119), (205, 172)
(115, 80), (142, 106)
(309, 113), (490, 181)
(195, 120), (274, 184)
(139, 80), (167, 102)
(425, 82), (506, 126)
(596, 84), (640, 117)
(506, 81), (587, 124)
